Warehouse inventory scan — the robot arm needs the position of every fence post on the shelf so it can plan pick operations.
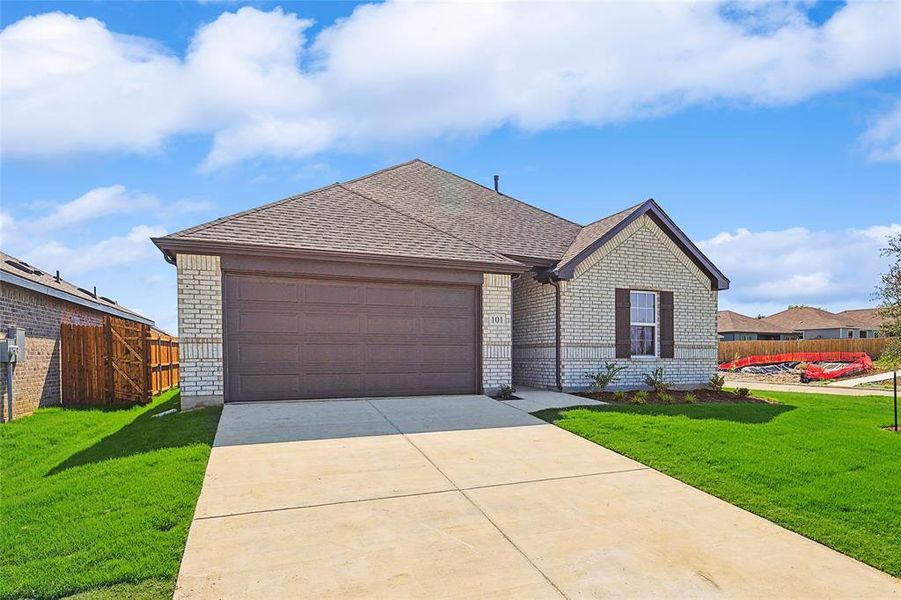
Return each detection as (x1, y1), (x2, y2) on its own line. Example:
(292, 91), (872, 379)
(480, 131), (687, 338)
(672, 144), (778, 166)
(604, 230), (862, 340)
(104, 316), (114, 404)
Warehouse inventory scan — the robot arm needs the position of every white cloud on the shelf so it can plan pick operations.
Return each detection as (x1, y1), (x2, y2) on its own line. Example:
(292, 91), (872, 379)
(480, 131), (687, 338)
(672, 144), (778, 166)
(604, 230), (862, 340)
(23, 224), (166, 276)
(699, 222), (901, 316)
(2, 2), (899, 168)
(32, 184), (158, 230)
(859, 102), (901, 162)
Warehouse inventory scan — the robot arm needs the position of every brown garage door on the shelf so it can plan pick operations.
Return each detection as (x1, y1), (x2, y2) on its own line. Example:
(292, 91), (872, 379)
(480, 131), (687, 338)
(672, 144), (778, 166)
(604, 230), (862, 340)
(224, 273), (479, 402)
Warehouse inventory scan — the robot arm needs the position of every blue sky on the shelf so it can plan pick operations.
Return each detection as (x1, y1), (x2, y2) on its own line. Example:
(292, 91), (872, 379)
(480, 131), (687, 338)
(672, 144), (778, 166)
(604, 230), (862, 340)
(1, 1), (899, 332)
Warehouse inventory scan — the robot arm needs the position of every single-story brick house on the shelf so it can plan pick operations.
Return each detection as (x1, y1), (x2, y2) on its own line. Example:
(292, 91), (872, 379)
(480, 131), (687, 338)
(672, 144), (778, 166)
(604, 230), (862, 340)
(763, 306), (883, 340)
(717, 310), (799, 341)
(153, 160), (728, 408)
(0, 252), (153, 421)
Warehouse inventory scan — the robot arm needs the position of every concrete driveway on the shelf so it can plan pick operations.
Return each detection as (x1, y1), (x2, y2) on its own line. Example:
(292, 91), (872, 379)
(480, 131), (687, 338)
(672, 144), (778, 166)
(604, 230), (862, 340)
(175, 394), (900, 599)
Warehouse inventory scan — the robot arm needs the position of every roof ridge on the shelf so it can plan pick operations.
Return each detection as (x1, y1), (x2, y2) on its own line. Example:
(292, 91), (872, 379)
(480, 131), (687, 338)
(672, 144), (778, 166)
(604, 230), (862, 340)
(334, 183), (519, 266)
(412, 159), (584, 228)
(163, 181), (343, 239)
(578, 201), (646, 228)
(340, 158), (425, 186)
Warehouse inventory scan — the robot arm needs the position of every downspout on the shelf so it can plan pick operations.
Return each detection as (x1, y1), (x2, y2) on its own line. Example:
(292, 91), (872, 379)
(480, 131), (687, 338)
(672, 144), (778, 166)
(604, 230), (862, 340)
(549, 279), (563, 391)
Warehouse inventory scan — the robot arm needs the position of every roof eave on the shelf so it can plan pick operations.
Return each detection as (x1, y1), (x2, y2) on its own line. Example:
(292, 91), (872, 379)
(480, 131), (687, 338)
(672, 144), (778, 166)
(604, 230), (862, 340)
(551, 199), (730, 291)
(152, 238), (528, 275)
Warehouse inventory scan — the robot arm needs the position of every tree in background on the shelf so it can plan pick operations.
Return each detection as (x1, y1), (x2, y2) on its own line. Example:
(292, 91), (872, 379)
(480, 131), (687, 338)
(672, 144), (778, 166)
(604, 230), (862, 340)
(876, 233), (901, 362)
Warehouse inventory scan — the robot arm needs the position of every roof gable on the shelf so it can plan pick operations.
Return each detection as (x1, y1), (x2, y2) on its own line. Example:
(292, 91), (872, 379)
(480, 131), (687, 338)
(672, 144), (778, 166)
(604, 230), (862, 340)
(551, 200), (729, 290)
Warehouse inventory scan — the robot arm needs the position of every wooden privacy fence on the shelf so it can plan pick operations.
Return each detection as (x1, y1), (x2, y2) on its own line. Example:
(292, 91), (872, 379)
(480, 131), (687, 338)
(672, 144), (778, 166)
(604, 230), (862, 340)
(149, 329), (180, 395)
(718, 337), (892, 364)
(61, 317), (179, 406)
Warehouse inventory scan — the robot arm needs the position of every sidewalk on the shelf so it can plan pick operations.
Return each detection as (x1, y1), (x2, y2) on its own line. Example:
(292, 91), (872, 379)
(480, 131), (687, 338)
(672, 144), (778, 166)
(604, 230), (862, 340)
(724, 378), (895, 397)
(826, 370), (899, 387)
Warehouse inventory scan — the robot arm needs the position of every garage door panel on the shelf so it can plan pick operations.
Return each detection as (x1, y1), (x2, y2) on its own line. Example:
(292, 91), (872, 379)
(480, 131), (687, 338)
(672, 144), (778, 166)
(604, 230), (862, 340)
(364, 344), (420, 364)
(303, 374), (364, 398)
(421, 288), (474, 309)
(304, 313), (362, 334)
(237, 342), (300, 364)
(225, 274), (479, 401)
(303, 282), (361, 305)
(301, 343), (363, 365)
(422, 316), (475, 336)
(239, 374), (302, 400)
(235, 311), (301, 334)
(364, 286), (418, 307)
(365, 315), (420, 335)
(234, 278), (300, 303)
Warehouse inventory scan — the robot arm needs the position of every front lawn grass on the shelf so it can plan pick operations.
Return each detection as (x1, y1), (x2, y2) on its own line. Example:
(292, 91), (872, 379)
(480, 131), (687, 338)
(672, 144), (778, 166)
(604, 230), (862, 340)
(534, 391), (901, 577)
(0, 390), (221, 599)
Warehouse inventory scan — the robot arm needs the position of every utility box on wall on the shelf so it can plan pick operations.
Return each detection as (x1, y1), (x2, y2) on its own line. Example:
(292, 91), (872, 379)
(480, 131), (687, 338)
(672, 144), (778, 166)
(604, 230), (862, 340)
(0, 327), (26, 363)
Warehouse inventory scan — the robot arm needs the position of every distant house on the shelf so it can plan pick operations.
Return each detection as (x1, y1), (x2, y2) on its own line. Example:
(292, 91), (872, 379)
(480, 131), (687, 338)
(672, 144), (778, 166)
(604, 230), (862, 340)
(717, 310), (798, 341)
(0, 252), (153, 421)
(761, 306), (881, 340)
(836, 308), (883, 339)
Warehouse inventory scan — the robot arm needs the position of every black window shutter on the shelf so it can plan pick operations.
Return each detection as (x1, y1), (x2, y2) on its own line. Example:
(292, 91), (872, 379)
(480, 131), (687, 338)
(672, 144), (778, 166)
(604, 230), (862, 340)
(660, 291), (674, 359)
(615, 288), (631, 358)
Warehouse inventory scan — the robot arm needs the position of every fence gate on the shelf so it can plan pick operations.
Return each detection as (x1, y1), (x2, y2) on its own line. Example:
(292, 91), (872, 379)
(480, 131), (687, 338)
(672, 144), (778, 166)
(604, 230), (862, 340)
(61, 316), (154, 405)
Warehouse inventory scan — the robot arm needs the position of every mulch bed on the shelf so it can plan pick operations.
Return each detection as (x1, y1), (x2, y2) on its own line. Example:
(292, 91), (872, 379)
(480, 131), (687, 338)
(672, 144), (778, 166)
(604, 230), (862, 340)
(574, 388), (772, 405)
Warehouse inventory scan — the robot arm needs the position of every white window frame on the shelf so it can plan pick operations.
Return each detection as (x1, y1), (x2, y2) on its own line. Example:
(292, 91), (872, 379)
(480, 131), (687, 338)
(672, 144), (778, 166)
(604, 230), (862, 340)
(630, 290), (657, 358)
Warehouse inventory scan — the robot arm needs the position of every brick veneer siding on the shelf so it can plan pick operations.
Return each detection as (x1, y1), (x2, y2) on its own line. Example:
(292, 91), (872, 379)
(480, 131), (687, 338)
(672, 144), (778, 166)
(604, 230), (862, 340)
(512, 275), (557, 388)
(177, 254), (224, 408)
(559, 215), (718, 389)
(0, 283), (103, 421)
(481, 273), (512, 395)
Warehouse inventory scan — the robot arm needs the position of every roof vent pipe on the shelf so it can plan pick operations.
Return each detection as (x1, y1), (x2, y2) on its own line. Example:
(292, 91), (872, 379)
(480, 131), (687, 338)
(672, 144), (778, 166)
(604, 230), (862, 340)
(55, 270), (60, 283)
(493, 175), (500, 193)
(92, 286), (97, 298)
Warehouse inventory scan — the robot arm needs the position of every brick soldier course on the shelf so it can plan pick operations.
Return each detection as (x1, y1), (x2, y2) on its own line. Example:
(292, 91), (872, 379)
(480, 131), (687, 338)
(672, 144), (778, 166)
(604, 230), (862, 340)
(157, 159), (728, 406)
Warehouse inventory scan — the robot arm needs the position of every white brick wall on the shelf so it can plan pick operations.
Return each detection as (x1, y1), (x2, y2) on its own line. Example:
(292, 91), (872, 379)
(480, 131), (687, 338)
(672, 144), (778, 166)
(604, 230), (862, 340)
(177, 254), (224, 407)
(481, 273), (512, 394)
(559, 215), (718, 389)
(512, 274), (557, 388)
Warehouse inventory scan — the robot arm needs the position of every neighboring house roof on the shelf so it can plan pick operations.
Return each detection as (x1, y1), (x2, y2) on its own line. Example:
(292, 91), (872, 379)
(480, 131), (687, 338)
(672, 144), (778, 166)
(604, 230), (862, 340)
(762, 306), (860, 332)
(717, 310), (794, 334)
(836, 308), (884, 330)
(155, 159), (728, 289)
(0, 252), (153, 325)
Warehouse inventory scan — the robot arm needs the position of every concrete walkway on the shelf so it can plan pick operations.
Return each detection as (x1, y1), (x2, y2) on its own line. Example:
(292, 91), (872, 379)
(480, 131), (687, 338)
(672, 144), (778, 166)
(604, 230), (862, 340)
(826, 370), (899, 387)
(725, 377), (896, 397)
(175, 395), (900, 599)
(502, 385), (605, 413)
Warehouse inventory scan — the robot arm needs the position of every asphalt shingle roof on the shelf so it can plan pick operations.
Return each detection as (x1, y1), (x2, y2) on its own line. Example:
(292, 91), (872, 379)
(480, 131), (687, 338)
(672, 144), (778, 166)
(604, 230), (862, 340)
(0, 251), (151, 323)
(165, 183), (518, 267)
(717, 310), (793, 334)
(159, 159), (724, 287)
(762, 306), (858, 331)
(343, 160), (582, 261)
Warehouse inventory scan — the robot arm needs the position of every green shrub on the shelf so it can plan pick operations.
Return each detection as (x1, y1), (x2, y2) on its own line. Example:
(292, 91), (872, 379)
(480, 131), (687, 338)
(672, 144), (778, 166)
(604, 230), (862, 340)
(707, 373), (725, 391)
(497, 384), (516, 400)
(612, 391), (627, 402)
(657, 391), (674, 404)
(684, 392), (698, 404)
(631, 390), (648, 404)
(734, 387), (751, 398)
(585, 362), (628, 392)
(643, 367), (672, 393)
